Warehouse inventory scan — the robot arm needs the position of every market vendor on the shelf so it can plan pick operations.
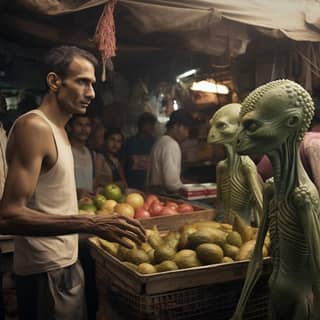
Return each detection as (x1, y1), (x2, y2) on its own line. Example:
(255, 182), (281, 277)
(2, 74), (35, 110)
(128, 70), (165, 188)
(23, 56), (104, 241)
(146, 109), (192, 195)
(100, 127), (127, 191)
(0, 45), (145, 320)
(68, 113), (105, 199)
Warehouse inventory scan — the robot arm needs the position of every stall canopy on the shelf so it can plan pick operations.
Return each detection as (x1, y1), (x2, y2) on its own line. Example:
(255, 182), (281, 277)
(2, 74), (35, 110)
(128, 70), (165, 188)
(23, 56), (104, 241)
(2, 0), (320, 92)
(13, 0), (320, 57)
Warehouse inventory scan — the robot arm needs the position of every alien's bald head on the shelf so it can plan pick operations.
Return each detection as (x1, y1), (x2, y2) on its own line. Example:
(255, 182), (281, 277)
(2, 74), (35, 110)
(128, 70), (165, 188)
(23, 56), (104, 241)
(241, 80), (314, 142)
(207, 103), (241, 145)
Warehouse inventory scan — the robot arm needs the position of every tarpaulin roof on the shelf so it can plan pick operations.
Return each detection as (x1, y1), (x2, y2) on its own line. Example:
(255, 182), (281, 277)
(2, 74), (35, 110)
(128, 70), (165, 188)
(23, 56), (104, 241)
(17, 0), (320, 42)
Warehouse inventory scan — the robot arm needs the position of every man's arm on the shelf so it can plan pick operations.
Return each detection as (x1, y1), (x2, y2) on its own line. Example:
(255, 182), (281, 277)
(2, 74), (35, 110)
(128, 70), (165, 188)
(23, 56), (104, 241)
(161, 142), (184, 192)
(0, 116), (145, 246)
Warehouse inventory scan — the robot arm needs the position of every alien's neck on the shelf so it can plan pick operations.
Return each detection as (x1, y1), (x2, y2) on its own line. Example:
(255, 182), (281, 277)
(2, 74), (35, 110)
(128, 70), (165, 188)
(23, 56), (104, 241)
(268, 138), (301, 199)
(225, 143), (240, 169)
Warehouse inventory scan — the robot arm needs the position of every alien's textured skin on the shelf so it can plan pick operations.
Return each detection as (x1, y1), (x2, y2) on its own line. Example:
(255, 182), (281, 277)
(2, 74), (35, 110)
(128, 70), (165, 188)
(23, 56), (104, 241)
(231, 80), (319, 320)
(207, 103), (263, 225)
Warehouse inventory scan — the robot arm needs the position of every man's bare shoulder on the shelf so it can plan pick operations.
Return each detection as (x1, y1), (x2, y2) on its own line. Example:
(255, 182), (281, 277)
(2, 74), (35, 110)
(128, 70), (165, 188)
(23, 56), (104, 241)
(11, 113), (52, 139)
(7, 113), (54, 160)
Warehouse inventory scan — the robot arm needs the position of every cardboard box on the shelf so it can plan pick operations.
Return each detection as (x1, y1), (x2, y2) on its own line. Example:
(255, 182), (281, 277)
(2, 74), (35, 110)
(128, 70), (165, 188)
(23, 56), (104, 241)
(180, 183), (217, 200)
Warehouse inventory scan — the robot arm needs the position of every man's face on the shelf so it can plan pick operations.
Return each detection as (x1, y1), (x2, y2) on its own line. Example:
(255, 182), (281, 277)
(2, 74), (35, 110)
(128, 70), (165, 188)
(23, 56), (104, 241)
(176, 125), (189, 143)
(56, 56), (96, 115)
(69, 117), (92, 142)
(106, 133), (123, 155)
(141, 123), (155, 136)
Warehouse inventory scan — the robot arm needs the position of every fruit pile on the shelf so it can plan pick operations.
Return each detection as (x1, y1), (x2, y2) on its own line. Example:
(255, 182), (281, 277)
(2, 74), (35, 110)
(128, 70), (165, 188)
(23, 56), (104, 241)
(98, 215), (270, 275)
(78, 184), (194, 219)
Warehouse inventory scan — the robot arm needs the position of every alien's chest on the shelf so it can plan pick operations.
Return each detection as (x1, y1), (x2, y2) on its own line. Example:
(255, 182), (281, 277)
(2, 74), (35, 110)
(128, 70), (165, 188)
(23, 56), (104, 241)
(268, 198), (308, 254)
(219, 171), (250, 209)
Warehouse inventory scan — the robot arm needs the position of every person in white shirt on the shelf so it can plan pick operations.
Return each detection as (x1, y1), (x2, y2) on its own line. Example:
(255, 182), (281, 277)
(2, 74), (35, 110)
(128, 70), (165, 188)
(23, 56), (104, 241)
(68, 113), (105, 199)
(147, 109), (192, 194)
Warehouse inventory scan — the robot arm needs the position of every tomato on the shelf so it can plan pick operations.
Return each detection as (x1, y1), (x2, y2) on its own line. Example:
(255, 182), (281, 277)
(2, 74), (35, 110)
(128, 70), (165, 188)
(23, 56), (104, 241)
(165, 201), (179, 210)
(135, 208), (151, 219)
(149, 202), (164, 216)
(177, 203), (194, 213)
(143, 202), (150, 210)
(145, 194), (160, 206)
(160, 206), (178, 216)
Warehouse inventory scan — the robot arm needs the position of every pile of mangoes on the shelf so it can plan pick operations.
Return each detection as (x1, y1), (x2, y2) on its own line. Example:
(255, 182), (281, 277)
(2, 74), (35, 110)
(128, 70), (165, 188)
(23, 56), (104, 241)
(98, 215), (270, 275)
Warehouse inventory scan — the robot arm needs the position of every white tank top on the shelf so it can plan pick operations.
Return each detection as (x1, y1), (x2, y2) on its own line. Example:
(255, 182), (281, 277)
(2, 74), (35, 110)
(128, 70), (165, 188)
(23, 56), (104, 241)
(10, 110), (79, 275)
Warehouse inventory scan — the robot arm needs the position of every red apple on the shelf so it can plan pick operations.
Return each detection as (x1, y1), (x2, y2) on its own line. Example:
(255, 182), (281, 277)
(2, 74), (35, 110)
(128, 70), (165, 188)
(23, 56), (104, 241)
(149, 202), (164, 216)
(160, 206), (178, 216)
(177, 203), (194, 213)
(134, 208), (151, 219)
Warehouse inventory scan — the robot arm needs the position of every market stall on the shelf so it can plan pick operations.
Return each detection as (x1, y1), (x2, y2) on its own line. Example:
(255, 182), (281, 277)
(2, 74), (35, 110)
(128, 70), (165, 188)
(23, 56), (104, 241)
(2, 1), (320, 320)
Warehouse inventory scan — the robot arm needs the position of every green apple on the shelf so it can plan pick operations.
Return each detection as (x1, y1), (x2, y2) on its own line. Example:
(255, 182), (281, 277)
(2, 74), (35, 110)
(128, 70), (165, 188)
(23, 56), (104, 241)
(118, 195), (126, 203)
(104, 184), (123, 201)
(94, 194), (107, 209)
(78, 203), (97, 213)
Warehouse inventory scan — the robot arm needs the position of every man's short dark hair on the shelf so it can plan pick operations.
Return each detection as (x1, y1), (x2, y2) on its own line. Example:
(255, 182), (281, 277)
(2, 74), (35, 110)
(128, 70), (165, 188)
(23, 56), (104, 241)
(137, 112), (157, 130)
(105, 127), (125, 142)
(44, 46), (98, 81)
(166, 109), (193, 129)
(68, 113), (92, 127)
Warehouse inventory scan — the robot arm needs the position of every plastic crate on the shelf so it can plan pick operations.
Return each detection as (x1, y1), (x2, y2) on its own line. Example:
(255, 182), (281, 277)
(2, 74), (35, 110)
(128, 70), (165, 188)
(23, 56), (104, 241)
(105, 276), (269, 320)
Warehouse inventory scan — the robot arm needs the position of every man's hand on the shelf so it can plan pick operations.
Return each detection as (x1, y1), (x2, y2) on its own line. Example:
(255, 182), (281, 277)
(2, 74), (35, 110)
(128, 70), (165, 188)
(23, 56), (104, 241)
(91, 214), (146, 247)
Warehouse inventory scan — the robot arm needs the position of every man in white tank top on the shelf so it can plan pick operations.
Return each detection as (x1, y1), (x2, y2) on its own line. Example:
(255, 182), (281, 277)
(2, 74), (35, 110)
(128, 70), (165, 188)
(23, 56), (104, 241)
(0, 46), (145, 320)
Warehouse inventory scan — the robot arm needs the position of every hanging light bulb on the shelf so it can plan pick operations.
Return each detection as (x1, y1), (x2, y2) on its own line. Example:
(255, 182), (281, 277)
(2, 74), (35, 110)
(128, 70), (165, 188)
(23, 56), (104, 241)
(190, 80), (229, 95)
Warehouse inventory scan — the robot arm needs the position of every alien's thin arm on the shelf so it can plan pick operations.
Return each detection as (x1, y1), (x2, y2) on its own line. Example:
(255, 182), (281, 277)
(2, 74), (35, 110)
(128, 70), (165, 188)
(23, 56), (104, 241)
(230, 185), (271, 320)
(243, 159), (263, 225)
(216, 161), (225, 213)
(294, 186), (320, 318)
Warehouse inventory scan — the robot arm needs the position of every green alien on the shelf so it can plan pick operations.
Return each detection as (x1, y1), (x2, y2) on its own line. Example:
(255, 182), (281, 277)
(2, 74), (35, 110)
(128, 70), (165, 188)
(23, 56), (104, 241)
(207, 103), (263, 225)
(231, 80), (319, 320)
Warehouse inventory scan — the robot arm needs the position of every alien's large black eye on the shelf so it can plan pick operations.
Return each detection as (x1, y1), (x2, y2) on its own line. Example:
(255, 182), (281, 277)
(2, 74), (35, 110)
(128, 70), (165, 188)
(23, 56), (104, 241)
(243, 119), (260, 133)
(216, 121), (227, 130)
